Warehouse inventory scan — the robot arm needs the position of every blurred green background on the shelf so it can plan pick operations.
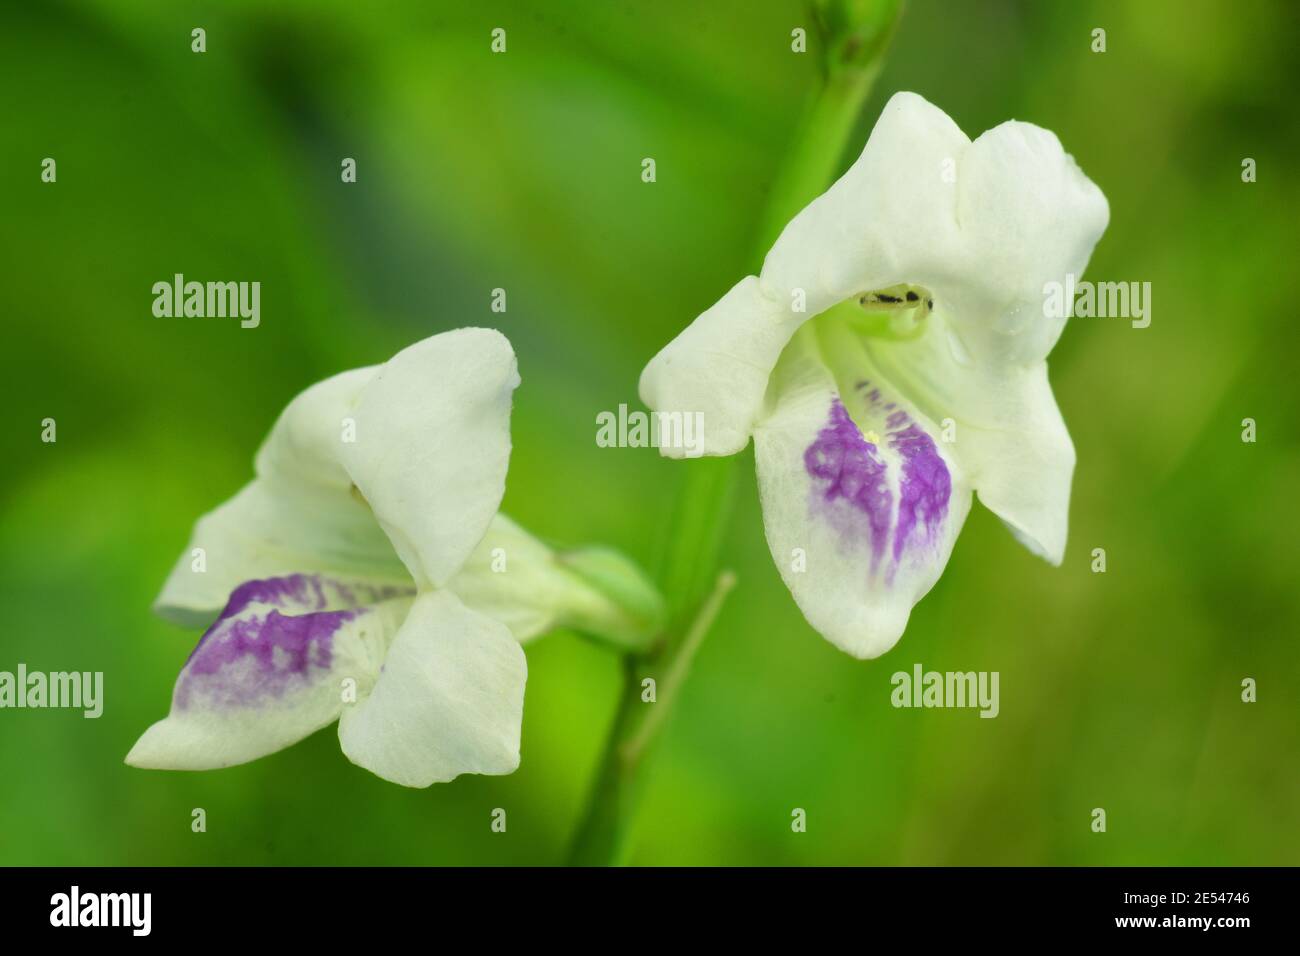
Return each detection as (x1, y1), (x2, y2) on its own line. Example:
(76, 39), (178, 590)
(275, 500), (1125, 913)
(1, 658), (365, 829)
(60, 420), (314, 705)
(2, 0), (1297, 865)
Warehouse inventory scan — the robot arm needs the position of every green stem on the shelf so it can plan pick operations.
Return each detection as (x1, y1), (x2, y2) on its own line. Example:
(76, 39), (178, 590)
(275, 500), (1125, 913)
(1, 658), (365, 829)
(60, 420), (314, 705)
(620, 570), (737, 769)
(757, 0), (905, 252)
(566, 0), (905, 866)
(564, 656), (645, 867)
(757, 71), (871, 253)
(566, 571), (736, 867)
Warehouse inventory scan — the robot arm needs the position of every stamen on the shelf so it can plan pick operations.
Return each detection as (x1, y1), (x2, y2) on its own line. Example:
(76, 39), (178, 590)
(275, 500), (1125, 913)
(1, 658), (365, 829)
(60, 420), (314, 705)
(855, 283), (933, 338)
(857, 283), (932, 313)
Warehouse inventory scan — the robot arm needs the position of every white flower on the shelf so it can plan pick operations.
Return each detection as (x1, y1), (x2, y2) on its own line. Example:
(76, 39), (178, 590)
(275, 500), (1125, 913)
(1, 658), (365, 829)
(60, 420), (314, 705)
(128, 328), (650, 787)
(639, 92), (1109, 659)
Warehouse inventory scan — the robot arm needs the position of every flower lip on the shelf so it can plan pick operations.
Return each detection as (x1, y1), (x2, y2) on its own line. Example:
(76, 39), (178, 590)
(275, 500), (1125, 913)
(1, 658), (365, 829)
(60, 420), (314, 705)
(804, 397), (892, 573)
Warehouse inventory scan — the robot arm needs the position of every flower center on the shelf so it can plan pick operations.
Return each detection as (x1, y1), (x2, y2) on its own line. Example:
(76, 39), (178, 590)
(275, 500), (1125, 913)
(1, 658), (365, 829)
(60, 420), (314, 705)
(803, 283), (937, 347)
(849, 283), (934, 341)
(795, 285), (942, 441)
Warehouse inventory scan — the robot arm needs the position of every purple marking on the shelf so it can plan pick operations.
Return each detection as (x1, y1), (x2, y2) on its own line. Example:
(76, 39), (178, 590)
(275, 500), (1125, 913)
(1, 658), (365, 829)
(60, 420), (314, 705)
(889, 421), (951, 562)
(223, 573), (411, 618)
(802, 393), (952, 578)
(803, 399), (892, 571)
(177, 606), (357, 709)
(174, 573), (413, 710)
(223, 575), (327, 617)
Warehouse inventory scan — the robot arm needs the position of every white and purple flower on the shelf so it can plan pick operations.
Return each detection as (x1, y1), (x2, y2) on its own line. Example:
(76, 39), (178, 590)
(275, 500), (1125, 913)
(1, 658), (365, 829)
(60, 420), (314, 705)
(128, 328), (658, 787)
(640, 92), (1109, 658)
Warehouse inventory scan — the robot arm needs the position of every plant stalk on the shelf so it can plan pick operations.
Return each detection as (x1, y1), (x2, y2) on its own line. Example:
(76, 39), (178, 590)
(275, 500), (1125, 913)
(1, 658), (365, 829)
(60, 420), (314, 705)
(565, 0), (905, 866)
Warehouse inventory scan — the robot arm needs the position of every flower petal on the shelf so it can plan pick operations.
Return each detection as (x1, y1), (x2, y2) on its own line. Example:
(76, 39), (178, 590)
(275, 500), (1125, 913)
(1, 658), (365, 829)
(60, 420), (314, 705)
(753, 331), (971, 658)
(126, 574), (413, 770)
(958, 363), (1074, 564)
(641, 92), (1105, 470)
(152, 477), (408, 627)
(824, 313), (1074, 564)
(639, 276), (801, 456)
(154, 328), (519, 622)
(953, 119), (1110, 364)
(761, 91), (969, 317)
(337, 589), (526, 787)
(765, 94), (1101, 563)
(761, 91), (1108, 363)
(340, 328), (520, 589)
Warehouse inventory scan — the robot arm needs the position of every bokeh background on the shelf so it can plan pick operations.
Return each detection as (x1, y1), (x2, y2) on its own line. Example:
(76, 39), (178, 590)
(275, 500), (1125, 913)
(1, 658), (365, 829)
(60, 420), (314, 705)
(2, 0), (1297, 865)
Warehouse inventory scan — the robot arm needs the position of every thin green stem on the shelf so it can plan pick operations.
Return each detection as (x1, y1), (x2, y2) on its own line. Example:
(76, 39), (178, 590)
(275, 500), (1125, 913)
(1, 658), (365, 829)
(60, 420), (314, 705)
(565, 0), (905, 866)
(757, 0), (905, 253)
(620, 570), (737, 769)
(566, 570), (736, 867)
(564, 656), (645, 867)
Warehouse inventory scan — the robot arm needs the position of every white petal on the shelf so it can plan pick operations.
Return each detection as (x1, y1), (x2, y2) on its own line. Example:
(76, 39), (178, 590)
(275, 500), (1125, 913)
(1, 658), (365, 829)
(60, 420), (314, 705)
(757, 92), (1101, 562)
(154, 328), (519, 621)
(946, 361), (1074, 564)
(340, 328), (519, 588)
(642, 93), (1105, 470)
(127, 574), (412, 770)
(828, 314), (1074, 565)
(753, 331), (971, 658)
(761, 91), (969, 317)
(337, 589), (526, 788)
(153, 478), (408, 627)
(253, 367), (378, 490)
(638, 276), (801, 456)
(154, 368), (402, 624)
(760, 91), (1108, 363)
(639, 89), (959, 461)
(953, 120), (1110, 363)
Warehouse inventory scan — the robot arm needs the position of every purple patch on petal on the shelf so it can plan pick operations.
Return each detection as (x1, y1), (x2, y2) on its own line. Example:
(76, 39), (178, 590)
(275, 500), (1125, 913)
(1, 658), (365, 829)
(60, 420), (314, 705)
(177, 606), (357, 709)
(223, 574), (327, 617)
(222, 573), (412, 618)
(888, 418), (951, 562)
(803, 393), (952, 577)
(803, 399), (892, 571)
(174, 573), (413, 710)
